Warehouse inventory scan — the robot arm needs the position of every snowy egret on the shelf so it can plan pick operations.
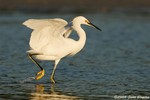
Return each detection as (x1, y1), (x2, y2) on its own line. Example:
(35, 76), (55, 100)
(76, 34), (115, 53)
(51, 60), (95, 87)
(23, 16), (101, 83)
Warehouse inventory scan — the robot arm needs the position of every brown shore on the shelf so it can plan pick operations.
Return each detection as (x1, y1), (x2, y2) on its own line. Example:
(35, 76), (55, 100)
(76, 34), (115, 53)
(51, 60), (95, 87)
(0, 0), (150, 13)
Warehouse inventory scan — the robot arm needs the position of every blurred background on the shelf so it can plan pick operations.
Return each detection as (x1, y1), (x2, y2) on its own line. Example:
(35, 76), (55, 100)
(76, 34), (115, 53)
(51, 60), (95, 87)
(0, 0), (150, 100)
(0, 0), (150, 13)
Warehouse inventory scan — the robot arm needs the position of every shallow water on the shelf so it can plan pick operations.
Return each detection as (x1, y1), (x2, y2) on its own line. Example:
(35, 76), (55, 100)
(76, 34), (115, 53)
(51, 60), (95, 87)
(0, 13), (150, 100)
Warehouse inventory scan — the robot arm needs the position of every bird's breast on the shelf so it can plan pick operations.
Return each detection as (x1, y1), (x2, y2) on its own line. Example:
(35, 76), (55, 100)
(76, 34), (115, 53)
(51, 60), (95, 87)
(39, 38), (77, 59)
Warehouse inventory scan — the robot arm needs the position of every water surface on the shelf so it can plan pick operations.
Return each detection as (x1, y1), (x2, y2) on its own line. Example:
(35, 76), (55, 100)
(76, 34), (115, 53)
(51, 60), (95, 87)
(0, 13), (150, 100)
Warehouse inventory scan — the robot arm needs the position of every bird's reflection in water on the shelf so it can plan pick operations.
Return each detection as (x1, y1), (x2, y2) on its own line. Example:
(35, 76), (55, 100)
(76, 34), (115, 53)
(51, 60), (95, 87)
(30, 84), (80, 100)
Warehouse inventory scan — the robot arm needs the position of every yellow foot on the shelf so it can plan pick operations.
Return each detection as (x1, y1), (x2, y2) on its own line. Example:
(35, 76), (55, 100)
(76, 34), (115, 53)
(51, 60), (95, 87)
(50, 76), (55, 84)
(35, 70), (45, 80)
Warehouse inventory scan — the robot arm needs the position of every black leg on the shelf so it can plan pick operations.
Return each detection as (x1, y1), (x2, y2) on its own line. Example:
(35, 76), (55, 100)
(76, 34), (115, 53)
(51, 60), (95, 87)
(28, 53), (45, 80)
(28, 53), (43, 70)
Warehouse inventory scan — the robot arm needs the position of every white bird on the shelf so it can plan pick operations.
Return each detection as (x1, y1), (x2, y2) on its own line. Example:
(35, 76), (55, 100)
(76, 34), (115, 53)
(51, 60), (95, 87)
(23, 16), (101, 83)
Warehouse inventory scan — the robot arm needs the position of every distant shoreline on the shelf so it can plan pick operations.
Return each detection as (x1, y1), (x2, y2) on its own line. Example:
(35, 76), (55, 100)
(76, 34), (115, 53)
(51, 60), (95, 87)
(0, 0), (150, 13)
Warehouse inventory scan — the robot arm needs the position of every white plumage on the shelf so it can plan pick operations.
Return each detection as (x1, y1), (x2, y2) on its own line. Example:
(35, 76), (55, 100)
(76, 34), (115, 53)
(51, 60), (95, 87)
(23, 16), (101, 83)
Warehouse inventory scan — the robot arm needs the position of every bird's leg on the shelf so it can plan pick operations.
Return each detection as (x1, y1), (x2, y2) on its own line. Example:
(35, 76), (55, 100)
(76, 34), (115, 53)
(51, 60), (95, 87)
(28, 53), (45, 80)
(50, 59), (60, 83)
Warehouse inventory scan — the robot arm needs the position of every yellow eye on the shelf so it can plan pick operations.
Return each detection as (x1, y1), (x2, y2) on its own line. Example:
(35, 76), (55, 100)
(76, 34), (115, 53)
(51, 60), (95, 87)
(85, 20), (89, 23)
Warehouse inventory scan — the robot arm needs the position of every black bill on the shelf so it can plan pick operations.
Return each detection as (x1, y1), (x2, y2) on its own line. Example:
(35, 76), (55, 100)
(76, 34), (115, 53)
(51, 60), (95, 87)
(88, 22), (102, 31)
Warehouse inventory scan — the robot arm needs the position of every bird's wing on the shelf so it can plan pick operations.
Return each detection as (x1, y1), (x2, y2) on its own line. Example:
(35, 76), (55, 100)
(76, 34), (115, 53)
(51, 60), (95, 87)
(63, 22), (73, 38)
(23, 18), (68, 30)
(23, 18), (73, 51)
(23, 18), (73, 37)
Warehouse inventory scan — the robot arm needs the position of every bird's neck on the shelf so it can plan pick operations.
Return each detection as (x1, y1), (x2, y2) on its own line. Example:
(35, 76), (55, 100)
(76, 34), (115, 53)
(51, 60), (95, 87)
(77, 25), (86, 44)
(73, 25), (86, 53)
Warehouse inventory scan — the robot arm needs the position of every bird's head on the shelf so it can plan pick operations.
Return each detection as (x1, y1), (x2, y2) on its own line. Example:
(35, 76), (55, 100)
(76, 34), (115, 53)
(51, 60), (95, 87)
(73, 16), (102, 31)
